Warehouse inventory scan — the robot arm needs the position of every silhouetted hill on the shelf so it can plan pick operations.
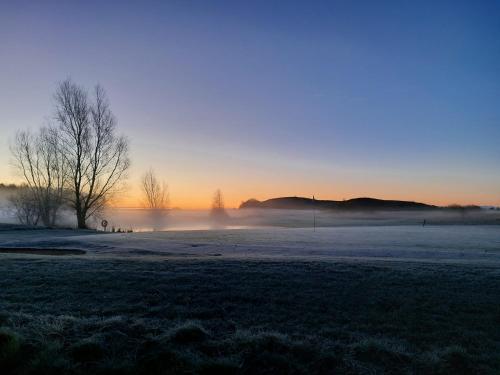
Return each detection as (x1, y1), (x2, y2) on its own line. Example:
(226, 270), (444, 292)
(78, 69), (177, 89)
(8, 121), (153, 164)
(239, 197), (437, 211)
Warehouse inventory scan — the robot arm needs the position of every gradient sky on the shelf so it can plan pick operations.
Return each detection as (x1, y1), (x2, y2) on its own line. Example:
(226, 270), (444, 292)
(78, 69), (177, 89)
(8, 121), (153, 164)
(1, 0), (499, 208)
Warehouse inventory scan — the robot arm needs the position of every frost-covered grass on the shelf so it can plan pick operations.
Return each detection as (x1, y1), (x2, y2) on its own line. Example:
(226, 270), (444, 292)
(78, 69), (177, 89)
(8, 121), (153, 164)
(2, 225), (500, 264)
(0, 256), (499, 374)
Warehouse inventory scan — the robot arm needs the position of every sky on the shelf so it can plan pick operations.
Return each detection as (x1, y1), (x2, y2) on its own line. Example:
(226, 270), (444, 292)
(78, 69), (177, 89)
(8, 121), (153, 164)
(0, 0), (499, 208)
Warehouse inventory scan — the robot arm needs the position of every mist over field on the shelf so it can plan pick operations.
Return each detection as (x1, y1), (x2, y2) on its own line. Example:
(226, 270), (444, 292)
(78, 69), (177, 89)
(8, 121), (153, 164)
(102, 207), (500, 231)
(2, 183), (500, 232)
(3, 205), (500, 232)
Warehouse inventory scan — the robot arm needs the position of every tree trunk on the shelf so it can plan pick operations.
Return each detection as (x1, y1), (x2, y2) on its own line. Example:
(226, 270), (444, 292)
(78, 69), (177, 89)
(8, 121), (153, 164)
(76, 209), (87, 229)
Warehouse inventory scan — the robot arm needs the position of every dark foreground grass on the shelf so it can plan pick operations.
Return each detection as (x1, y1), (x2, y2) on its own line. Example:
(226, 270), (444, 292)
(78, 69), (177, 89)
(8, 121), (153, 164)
(0, 257), (499, 374)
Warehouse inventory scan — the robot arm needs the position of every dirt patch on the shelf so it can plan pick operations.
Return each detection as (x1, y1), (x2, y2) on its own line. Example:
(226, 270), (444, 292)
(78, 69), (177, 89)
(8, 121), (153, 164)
(0, 248), (86, 256)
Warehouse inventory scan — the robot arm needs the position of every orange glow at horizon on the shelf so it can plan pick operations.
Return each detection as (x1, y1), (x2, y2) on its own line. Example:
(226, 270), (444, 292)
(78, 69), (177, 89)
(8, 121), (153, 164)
(110, 182), (500, 210)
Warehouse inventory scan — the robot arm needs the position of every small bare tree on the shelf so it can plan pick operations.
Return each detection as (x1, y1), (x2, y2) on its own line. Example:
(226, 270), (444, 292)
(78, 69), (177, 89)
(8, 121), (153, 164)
(141, 168), (169, 209)
(8, 185), (40, 226)
(10, 126), (67, 226)
(55, 79), (130, 228)
(211, 189), (228, 220)
(212, 189), (224, 210)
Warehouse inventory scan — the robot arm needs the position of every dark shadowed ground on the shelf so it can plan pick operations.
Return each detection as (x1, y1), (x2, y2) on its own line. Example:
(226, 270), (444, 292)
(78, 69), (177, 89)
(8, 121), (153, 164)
(0, 255), (499, 374)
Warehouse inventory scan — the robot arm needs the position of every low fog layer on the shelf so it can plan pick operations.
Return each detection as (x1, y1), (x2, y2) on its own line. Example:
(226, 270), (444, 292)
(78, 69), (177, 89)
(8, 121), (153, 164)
(2, 186), (499, 231)
(2, 207), (496, 232)
(107, 208), (500, 232)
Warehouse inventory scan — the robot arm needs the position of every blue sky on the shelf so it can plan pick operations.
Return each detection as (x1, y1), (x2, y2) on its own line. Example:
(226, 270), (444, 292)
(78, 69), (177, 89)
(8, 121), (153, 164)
(1, 0), (499, 207)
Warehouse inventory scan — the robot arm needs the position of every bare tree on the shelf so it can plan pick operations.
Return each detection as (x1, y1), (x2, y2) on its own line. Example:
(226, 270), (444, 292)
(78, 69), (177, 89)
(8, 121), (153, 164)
(141, 168), (169, 209)
(55, 79), (130, 228)
(212, 189), (224, 210)
(10, 126), (67, 226)
(8, 185), (40, 226)
(211, 189), (228, 220)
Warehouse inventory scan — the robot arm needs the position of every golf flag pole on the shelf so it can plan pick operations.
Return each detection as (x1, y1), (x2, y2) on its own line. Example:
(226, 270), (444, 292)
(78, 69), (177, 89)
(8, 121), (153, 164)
(313, 195), (316, 232)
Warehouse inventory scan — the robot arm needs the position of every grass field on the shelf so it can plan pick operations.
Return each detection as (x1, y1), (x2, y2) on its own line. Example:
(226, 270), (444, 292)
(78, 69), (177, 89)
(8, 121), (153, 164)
(1, 253), (499, 374)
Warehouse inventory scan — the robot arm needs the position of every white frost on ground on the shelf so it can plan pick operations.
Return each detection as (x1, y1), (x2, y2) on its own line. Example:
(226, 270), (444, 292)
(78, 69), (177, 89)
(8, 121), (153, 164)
(0, 225), (499, 265)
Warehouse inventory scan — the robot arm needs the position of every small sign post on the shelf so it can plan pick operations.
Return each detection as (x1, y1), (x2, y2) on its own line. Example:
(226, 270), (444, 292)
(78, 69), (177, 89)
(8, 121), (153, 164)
(101, 219), (108, 232)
